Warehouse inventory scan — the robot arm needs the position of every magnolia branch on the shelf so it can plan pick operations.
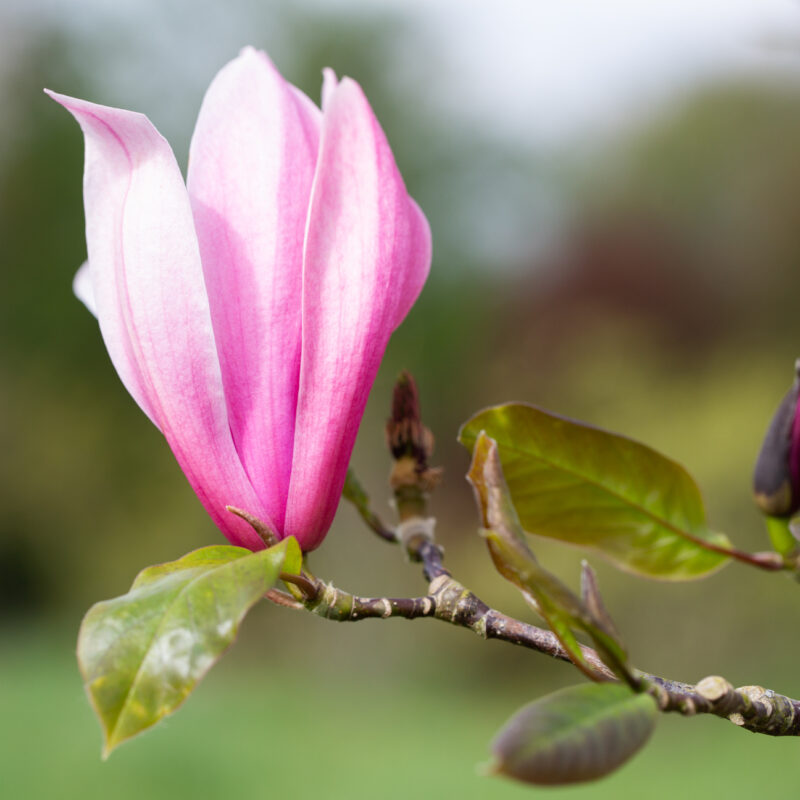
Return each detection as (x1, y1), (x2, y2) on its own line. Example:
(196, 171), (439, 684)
(302, 539), (614, 680)
(266, 372), (800, 739)
(279, 520), (800, 737)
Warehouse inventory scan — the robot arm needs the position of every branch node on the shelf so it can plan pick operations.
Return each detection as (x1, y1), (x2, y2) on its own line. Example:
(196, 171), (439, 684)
(429, 574), (450, 596)
(280, 572), (319, 602)
(396, 516), (437, 552)
(696, 675), (734, 704)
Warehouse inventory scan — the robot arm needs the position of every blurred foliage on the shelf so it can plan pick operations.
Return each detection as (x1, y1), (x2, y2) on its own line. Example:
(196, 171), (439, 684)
(591, 84), (800, 344)
(5, 1), (800, 795)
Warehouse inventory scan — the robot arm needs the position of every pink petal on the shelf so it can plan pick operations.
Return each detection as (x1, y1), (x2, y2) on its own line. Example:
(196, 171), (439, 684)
(47, 90), (271, 550)
(73, 259), (161, 431)
(321, 68), (338, 111)
(187, 47), (321, 530)
(284, 76), (432, 549)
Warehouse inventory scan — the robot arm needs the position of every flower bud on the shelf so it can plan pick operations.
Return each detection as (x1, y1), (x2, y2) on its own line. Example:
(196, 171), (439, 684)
(385, 371), (434, 464)
(753, 360), (800, 516)
(385, 371), (442, 499)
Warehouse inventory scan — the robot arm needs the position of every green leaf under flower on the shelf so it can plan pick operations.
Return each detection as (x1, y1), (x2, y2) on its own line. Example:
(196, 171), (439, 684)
(78, 538), (302, 756)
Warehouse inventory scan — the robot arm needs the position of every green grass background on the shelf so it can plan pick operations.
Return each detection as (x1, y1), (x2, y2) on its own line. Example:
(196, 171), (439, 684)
(4, 623), (797, 800)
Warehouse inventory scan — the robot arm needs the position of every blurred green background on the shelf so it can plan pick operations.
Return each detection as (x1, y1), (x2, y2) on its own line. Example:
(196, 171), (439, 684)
(4, 0), (800, 796)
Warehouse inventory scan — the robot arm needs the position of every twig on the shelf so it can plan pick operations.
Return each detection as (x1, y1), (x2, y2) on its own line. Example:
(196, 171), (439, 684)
(324, 373), (800, 736)
(342, 469), (397, 544)
(350, 501), (396, 544)
(291, 535), (800, 735)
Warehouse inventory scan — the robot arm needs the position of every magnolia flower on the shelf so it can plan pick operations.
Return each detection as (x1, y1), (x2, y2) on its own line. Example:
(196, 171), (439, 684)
(47, 47), (431, 552)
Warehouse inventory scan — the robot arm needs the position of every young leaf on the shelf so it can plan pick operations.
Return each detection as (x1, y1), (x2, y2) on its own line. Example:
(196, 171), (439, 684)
(490, 683), (657, 786)
(460, 404), (731, 580)
(78, 538), (302, 756)
(467, 433), (630, 681)
(766, 514), (798, 557)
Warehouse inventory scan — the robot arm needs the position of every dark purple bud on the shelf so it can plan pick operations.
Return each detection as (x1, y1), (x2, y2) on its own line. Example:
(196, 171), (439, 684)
(753, 360), (800, 516)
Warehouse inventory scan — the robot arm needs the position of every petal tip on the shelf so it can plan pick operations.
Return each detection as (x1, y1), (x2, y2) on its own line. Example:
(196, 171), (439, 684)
(44, 88), (71, 108)
(236, 45), (276, 71)
(321, 68), (339, 110)
(323, 75), (371, 117)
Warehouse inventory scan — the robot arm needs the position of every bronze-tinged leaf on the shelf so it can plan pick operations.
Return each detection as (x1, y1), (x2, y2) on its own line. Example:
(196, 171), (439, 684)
(490, 683), (657, 786)
(467, 433), (629, 681)
(460, 403), (731, 580)
(580, 561), (622, 645)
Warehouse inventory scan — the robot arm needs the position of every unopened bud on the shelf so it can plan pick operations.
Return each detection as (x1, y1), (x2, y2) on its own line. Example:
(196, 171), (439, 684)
(753, 360), (800, 517)
(385, 371), (435, 466)
(386, 372), (442, 518)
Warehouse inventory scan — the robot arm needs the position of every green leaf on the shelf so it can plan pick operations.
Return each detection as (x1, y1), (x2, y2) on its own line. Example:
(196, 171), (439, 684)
(467, 433), (629, 681)
(78, 538), (301, 756)
(490, 683), (658, 786)
(459, 403), (731, 580)
(766, 515), (798, 557)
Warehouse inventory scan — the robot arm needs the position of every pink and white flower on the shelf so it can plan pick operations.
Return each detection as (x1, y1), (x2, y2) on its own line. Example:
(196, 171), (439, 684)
(48, 47), (431, 552)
